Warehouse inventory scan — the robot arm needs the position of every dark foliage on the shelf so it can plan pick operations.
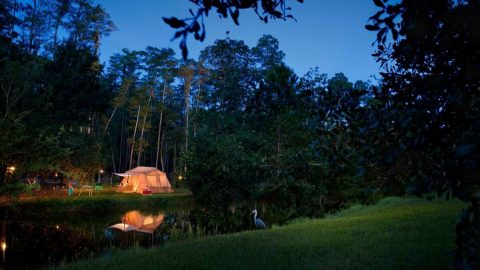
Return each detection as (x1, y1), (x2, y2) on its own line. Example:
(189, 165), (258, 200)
(163, 0), (302, 59)
(0, 0), (114, 183)
(367, 0), (480, 268)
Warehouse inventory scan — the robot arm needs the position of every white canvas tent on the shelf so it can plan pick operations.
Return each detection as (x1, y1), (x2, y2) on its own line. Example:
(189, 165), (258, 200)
(115, 166), (173, 194)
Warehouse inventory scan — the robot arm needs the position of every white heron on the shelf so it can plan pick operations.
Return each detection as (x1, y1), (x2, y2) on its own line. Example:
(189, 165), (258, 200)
(251, 209), (267, 229)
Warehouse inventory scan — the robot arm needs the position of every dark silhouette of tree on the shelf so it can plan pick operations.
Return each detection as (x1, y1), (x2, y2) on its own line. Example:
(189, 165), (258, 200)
(199, 38), (253, 111)
(163, 0), (303, 58)
(252, 34), (285, 72)
(367, 0), (480, 268)
(0, 0), (114, 184)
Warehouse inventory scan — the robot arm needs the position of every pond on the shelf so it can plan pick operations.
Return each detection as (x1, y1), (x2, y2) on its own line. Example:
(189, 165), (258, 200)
(0, 197), (274, 269)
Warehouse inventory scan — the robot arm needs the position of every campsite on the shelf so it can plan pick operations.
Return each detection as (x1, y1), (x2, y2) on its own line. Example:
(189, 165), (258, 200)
(1, 0), (479, 269)
(116, 167), (173, 194)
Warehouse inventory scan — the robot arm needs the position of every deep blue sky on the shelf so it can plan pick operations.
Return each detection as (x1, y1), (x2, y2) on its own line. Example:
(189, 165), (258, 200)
(96, 0), (381, 82)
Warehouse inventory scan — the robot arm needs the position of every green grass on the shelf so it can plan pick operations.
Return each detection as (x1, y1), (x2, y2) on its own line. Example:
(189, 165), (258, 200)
(1, 188), (192, 207)
(55, 197), (465, 270)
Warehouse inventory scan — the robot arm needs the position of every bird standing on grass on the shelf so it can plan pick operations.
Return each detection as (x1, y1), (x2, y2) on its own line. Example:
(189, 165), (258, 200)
(251, 209), (267, 229)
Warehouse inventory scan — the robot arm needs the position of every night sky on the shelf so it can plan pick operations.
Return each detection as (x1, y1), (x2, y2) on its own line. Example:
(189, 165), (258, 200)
(96, 0), (381, 82)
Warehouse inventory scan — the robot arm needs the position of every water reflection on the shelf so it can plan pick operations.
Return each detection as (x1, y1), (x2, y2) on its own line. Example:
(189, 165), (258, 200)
(1, 220), (6, 265)
(0, 203), (271, 270)
(109, 211), (165, 234)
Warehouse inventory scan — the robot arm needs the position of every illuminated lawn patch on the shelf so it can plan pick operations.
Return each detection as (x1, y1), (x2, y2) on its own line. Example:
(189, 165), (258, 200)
(55, 197), (464, 270)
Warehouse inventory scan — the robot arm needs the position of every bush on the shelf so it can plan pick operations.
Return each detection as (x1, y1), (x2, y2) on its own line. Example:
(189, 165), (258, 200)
(0, 182), (28, 197)
(24, 183), (41, 194)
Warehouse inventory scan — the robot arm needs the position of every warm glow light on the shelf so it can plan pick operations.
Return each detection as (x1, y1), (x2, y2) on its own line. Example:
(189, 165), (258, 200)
(55, 225), (60, 229)
(1, 242), (6, 251)
(178, 175), (183, 180)
(54, 173), (58, 177)
(7, 166), (15, 172)
(100, 169), (104, 174)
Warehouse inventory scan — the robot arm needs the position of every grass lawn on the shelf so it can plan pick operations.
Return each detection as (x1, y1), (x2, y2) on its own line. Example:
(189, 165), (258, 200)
(0, 186), (192, 206)
(55, 197), (465, 270)
(1, 188), (192, 206)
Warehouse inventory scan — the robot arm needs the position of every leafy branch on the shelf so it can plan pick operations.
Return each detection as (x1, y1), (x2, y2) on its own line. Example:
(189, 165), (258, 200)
(163, 0), (303, 59)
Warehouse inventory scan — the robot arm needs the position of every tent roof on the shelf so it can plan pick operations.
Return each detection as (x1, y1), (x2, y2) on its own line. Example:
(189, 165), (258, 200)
(114, 166), (165, 176)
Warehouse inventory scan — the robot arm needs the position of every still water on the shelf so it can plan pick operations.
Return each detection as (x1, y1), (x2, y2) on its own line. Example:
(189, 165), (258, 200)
(0, 199), (270, 269)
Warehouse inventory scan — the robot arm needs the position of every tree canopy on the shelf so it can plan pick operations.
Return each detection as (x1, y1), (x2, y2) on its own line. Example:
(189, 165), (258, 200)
(366, 0), (480, 267)
(1, 1), (478, 267)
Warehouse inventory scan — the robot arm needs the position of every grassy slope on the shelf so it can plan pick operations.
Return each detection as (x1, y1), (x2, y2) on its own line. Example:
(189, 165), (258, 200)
(56, 197), (464, 270)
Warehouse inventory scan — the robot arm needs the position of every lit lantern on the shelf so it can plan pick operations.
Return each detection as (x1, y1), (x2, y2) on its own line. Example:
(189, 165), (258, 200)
(6, 166), (15, 174)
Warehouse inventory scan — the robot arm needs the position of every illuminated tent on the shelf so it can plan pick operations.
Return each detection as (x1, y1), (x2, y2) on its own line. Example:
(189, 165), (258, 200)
(115, 166), (173, 194)
(109, 211), (165, 234)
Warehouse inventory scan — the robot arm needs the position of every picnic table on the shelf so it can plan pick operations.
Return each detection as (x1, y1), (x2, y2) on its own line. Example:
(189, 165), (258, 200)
(78, 185), (94, 196)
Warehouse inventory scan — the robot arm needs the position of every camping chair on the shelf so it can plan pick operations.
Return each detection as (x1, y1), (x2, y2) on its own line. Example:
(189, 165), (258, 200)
(94, 183), (103, 193)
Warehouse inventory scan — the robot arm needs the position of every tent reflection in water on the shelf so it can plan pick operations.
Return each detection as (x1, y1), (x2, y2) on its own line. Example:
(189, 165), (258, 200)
(115, 166), (173, 194)
(109, 211), (165, 234)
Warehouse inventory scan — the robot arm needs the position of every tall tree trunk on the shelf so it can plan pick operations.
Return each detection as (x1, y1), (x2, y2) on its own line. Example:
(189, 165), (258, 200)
(87, 109), (92, 134)
(110, 144), (116, 173)
(104, 107), (117, 134)
(118, 112), (125, 172)
(184, 84), (190, 154)
(71, 7), (83, 47)
(155, 81), (166, 168)
(93, 31), (100, 57)
(276, 118), (281, 176)
(179, 63), (194, 174)
(129, 106), (141, 169)
(137, 93), (152, 166)
(8, 0), (17, 58)
(160, 130), (166, 171)
(52, 0), (70, 51)
(28, 0), (38, 55)
(3, 84), (11, 120)
(173, 142), (176, 173)
(163, 137), (168, 172)
(183, 78), (191, 176)
(194, 83), (200, 138)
